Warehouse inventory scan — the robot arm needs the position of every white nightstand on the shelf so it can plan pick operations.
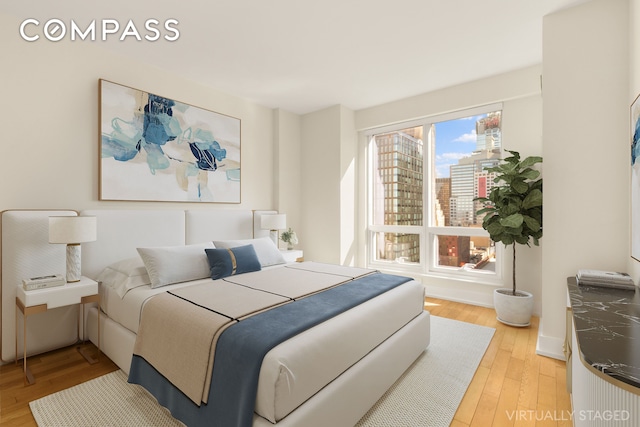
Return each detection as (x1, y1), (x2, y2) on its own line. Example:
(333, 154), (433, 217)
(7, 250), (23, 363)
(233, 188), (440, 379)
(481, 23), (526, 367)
(15, 276), (100, 385)
(280, 249), (304, 263)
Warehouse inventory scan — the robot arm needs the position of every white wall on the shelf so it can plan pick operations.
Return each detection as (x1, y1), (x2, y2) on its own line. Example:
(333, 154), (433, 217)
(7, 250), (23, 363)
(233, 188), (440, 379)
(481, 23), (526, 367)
(0, 12), (275, 213)
(273, 109), (302, 245)
(299, 105), (358, 265)
(339, 106), (357, 266)
(541, 0), (629, 358)
(355, 66), (541, 131)
(300, 106), (342, 263)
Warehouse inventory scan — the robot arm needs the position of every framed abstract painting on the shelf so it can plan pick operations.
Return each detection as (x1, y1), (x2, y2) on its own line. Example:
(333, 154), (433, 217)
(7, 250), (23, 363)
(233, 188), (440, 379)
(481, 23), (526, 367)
(99, 79), (241, 203)
(632, 93), (640, 260)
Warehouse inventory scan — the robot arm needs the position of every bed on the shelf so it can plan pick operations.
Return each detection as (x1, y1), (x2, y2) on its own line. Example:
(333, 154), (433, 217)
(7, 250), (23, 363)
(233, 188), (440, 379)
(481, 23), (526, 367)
(1, 209), (430, 427)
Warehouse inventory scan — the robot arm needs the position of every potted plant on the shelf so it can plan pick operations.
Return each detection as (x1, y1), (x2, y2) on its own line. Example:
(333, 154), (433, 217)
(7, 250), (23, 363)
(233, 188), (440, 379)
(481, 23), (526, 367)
(280, 228), (298, 250)
(475, 150), (542, 327)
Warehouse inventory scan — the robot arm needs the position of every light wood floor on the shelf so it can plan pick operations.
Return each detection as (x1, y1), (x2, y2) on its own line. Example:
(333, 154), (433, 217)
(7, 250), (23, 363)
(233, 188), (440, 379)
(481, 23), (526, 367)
(0, 343), (118, 426)
(0, 298), (571, 427)
(426, 298), (572, 427)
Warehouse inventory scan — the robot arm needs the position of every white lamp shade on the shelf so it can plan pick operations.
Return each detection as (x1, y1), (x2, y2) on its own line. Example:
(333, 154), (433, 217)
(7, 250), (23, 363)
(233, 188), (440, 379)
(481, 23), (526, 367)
(49, 216), (97, 244)
(261, 214), (286, 230)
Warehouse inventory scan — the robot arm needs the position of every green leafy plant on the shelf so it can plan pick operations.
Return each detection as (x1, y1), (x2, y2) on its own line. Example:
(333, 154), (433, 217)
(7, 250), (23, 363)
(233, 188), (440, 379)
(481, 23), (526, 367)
(280, 228), (298, 248)
(475, 150), (542, 296)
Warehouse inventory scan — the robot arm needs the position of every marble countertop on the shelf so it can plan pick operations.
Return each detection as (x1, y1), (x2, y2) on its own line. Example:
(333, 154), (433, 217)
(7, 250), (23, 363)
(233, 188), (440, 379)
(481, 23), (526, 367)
(567, 277), (640, 389)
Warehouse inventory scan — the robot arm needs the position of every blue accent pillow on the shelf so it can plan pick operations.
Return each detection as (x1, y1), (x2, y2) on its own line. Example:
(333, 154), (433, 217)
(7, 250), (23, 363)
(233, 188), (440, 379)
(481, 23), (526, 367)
(205, 244), (262, 280)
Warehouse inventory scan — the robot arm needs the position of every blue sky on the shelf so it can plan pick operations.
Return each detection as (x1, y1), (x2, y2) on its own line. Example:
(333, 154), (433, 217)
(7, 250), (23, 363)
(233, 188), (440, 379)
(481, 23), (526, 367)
(434, 114), (486, 178)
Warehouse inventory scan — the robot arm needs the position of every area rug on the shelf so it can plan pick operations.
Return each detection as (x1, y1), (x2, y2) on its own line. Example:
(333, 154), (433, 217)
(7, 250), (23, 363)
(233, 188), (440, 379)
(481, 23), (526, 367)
(30, 316), (494, 427)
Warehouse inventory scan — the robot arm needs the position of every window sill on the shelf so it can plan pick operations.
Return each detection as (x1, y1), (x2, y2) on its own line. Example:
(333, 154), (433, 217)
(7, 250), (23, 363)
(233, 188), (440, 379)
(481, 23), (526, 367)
(370, 263), (505, 288)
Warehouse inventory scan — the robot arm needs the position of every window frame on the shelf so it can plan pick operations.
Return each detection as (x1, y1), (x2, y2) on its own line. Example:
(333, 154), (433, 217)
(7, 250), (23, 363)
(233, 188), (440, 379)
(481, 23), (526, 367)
(364, 103), (505, 286)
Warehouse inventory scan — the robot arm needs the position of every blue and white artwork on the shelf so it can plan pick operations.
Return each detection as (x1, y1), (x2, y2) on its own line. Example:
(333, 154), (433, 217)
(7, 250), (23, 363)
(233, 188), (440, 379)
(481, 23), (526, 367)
(100, 80), (241, 203)
(632, 93), (640, 260)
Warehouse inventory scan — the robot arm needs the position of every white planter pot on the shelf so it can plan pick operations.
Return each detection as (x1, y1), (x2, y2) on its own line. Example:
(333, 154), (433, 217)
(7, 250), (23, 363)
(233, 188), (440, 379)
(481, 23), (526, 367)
(493, 288), (534, 327)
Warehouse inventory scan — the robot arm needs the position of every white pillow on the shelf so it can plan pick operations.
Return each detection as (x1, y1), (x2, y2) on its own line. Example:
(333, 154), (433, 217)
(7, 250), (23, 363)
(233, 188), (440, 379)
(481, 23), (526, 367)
(96, 257), (151, 298)
(137, 242), (214, 288)
(212, 237), (285, 267)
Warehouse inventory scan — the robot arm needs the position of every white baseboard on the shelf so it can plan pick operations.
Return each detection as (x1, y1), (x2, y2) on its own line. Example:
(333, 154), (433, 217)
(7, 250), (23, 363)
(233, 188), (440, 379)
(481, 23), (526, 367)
(421, 281), (542, 317)
(536, 327), (565, 361)
(423, 284), (495, 309)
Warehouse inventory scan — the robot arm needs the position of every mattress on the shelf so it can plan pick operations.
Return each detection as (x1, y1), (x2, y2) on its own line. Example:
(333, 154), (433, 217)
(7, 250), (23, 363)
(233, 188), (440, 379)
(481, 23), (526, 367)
(255, 278), (424, 423)
(99, 265), (426, 423)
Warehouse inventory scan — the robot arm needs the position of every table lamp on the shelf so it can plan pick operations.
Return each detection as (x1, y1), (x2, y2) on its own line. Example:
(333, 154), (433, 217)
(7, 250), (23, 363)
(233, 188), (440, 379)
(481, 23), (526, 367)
(49, 216), (97, 283)
(261, 214), (286, 246)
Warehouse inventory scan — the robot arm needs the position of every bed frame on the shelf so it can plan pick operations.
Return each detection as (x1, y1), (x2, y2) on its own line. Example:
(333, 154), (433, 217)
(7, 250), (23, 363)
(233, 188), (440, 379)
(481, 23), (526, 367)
(1, 209), (430, 427)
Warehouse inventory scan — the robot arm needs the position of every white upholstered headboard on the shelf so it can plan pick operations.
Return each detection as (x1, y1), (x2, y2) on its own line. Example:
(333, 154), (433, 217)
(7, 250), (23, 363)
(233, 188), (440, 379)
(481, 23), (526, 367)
(2, 208), (274, 363)
(185, 210), (255, 245)
(80, 209), (263, 280)
(80, 210), (186, 280)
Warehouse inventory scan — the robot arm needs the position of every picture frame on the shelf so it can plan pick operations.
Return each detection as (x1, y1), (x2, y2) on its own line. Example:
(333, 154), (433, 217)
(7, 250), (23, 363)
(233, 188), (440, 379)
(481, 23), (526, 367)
(99, 79), (241, 203)
(631, 93), (640, 260)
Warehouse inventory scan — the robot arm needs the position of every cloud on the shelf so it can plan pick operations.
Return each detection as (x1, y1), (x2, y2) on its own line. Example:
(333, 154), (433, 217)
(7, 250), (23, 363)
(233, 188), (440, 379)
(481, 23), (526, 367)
(453, 130), (477, 143)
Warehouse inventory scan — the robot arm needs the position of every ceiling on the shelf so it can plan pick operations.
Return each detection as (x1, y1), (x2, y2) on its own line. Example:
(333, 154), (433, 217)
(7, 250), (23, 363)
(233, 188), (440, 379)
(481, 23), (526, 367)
(3, 0), (588, 114)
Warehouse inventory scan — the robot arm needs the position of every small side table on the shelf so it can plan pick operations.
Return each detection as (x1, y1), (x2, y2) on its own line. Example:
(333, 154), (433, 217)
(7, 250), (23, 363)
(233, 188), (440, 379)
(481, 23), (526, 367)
(280, 249), (304, 263)
(15, 276), (100, 385)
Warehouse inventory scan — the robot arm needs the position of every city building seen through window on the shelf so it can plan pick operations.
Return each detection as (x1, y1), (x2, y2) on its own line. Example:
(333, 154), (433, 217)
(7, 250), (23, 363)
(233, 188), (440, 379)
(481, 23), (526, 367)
(367, 105), (503, 279)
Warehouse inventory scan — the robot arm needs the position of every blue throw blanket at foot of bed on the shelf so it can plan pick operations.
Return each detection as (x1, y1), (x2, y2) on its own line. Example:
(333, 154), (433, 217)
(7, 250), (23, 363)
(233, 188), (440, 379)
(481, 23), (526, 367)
(128, 272), (411, 427)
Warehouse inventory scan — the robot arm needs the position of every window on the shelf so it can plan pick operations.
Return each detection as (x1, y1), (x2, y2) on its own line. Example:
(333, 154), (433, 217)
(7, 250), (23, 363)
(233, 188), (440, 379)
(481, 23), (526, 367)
(366, 104), (503, 283)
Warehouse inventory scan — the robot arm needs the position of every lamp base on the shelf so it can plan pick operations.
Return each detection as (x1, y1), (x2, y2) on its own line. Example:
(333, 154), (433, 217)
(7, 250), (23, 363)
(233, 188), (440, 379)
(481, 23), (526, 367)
(269, 230), (279, 247)
(66, 244), (81, 283)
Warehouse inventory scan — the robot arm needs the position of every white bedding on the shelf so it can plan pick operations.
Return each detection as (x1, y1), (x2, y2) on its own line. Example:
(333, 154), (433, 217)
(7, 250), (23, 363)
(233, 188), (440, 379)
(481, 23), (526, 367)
(98, 262), (379, 335)
(99, 264), (426, 423)
(99, 275), (212, 335)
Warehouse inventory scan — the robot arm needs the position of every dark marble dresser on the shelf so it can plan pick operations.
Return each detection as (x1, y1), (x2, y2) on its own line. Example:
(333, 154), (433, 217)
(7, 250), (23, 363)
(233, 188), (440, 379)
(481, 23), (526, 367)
(567, 276), (640, 388)
(566, 277), (640, 426)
